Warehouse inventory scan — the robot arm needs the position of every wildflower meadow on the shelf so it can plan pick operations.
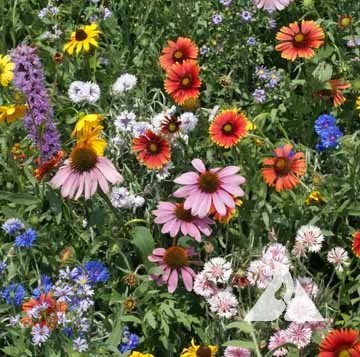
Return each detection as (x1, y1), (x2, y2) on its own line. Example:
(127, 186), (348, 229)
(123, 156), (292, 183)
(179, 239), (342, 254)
(0, 0), (360, 356)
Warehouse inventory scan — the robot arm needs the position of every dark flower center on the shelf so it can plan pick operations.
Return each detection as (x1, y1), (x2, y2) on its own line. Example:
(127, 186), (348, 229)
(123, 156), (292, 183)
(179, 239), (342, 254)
(340, 17), (351, 27)
(338, 350), (351, 357)
(196, 346), (212, 357)
(163, 246), (188, 269)
(161, 116), (181, 134)
(174, 203), (193, 222)
(198, 171), (220, 193)
(75, 29), (88, 41)
(222, 123), (234, 135)
(274, 157), (291, 176)
(293, 33), (307, 47)
(173, 50), (184, 61)
(148, 142), (160, 154)
(71, 146), (98, 172)
(181, 75), (193, 88)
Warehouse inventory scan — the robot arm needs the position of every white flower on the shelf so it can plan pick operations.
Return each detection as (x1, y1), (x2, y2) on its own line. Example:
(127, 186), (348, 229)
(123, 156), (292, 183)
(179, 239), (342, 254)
(151, 113), (165, 133)
(209, 105), (220, 122)
(131, 121), (153, 137)
(208, 290), (238, 319)
(203, 257), (232, 284)
(263, 243), (290, 271)
(156, 162), (174, 181)
(286, 322), (312, 349)
(193, 272), (218, 298)
(114, 111), (136, 132)
(133, 196), (145, 208)
(68, 81), (90, 103)
(112, 73), (137, 95)
(7, 315), (20, 327)
(296, 277), (319, 298)
(73, 337), (88, 352)
(327, 247), (350, 272)
(86, 82), (101, 103)
(31, 324), (50, 346)
(179, 112), (198, 132)
(295, 224), (324, 253)
(286, 296), (322, 323)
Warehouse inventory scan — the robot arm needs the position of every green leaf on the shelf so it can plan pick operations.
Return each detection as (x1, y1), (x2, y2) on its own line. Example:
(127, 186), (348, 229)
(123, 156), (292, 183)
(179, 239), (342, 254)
(223, 340), (257, 350)
(129, 226), (155, 268)
(120, 315), (142, 325)
(225, 321), (255, 334)
(0, 191), (40, 205)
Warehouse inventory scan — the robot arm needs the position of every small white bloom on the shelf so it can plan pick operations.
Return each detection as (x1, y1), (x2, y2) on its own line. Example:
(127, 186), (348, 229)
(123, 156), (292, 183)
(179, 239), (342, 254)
(327, 247), (350, 272)
(114, 111), (136, 132)
(112, 73), (137, 95)
(31, 324), (50, 346)
(131, 121), (153, 137)
(286, 297), (321, 323)
(203, 257), (232, 284)
(38, 8), (48, 19)
(295, 224), (324, 253)
(86, 82), (101, 103)
(68, 81), (90, 103)
(209, 105), (220, 122)
(193, 272), (217, 298)
(73, 337), (88, 352)
(133, 196), (145, 208)
(179, 112), (198, 132)
(208, 290), (238, 319)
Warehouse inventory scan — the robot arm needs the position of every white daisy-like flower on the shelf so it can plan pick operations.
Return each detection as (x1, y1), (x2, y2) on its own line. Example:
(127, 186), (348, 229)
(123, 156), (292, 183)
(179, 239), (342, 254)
(246, 259), (273, 288)
(193, 271), (218, 298)
(327, 247), (350, 272)
(73, 337), (88, 352)
(203, 257), (232, 284)
(114, 111), (136, 132)
(208, 290), (238, 319)
(179, 112), (198, 132)
(86, 82), (101, 103)
(31, 324), (50, 346)
(286, 322), (312, 349)
(286, 296), (321, 323)
(112, 73), (137, 95)
(131, 121), (153, 137)
(68, 81), (89, 103)
(295, 224), (324, 253)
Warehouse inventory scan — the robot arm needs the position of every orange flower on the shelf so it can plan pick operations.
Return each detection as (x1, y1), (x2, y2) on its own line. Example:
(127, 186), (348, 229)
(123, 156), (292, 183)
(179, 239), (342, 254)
(209, 109), (249, 148)
(329, 80), (351, 107)
(211, 198), (242, 223)
(34, 151), (64, 181)
(319, 329), (360, 356)
(275, 20), (325, 61)
(352, 232), (360, 258)
(132, 130), (171, 170)
(160, 115), (182, 135)
(159, 37), (198, 71)
(338, 15), (352, 30)
(164, 60), (201, 105)
(262, 144), (306, 192)
(22, 293), (67, 329)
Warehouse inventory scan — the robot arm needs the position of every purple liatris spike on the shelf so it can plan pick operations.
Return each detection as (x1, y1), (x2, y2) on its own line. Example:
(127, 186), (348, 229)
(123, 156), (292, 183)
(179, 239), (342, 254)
(11, 44), (61, 161)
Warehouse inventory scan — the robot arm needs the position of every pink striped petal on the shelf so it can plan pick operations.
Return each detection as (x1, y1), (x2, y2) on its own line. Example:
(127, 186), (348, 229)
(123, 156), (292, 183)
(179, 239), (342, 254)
(94, 168), (109, 194)
(84, 172), (92, 200)
(221, 184), (245, 197)
(173, 185), (198, 198)
(50, 165), (72, 188)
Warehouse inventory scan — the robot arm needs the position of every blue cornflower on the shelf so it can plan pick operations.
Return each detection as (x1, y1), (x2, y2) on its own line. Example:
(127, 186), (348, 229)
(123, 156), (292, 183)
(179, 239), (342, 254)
(318, 126), (343, 149)
(247, 37), (257, 46)
(241, 10), (252, 21)
(2, 218), (24, 234)
(212, 13), (223, 25)
(118, 327), (140, 353)
(2, 283), (25, 306)
(32, 274), (53, 298)
(0, 262), (7, 274)
(15, 228), (37, 248)
(314, 114), (337, 135)
(255, 65), (269, 80)
(266, 70), (282, 88)
(84, 261), (109, 285)
(252, 88), (266, 103)
(63, 327), (73, 338)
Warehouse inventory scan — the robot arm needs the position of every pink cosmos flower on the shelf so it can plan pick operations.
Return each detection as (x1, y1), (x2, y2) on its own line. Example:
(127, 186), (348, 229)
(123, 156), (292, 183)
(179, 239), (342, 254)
(253, 0), (292, 11)
(51, 157), (123, 200)
(174, 158), (246, 218)
(224, 346), (251, 357)
(152, 201), (214, 242)
(148, 246), (197, 293)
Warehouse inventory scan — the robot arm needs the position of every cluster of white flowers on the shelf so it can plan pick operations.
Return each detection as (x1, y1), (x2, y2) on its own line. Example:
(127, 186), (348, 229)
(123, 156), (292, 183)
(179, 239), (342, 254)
(38, 5), (59, 19)
(40, 25), (63, 41)
(292, 224), (324, 257)
(110, 186), (145, 209)
(193, 257), (238, 319)
(112, 73), (137, 95)
(247, 243), (291, 288)
(327, 247), (350, 272)
(68, 81), (101, 104)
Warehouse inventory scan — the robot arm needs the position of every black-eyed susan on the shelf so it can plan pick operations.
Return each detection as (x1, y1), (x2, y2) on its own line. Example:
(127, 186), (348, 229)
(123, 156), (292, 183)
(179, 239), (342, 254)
(0, 104), (27, 123)
(0, 55), (14, 87)
(180, 339), (217, 357)
(72, 113), (104, 137)
(64, 23), (101, 55)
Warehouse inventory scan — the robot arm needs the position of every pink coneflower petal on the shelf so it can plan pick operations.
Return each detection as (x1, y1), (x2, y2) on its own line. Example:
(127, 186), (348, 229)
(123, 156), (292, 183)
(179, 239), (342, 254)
(75, 174), (85, 200)
(217, 166), (240, 178)
(213, 192), (227, 216)
(94, 168), (109, 193)
(174, 172), (199, 185)
(173, 185), (198, 197)
(191, 158), (206, 173)
(168, 270), (179, 293)
(153, 248), (166, 256)
(181, 267), (193, 291)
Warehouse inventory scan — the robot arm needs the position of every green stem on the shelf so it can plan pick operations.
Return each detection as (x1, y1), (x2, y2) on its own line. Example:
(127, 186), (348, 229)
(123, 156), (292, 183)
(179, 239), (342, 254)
(249, 327), (262, 357)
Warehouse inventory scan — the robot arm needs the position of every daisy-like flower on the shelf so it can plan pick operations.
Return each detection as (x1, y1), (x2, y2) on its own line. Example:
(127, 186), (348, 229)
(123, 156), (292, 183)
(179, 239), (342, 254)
(0, 54), (14, 86)
(319, 329), (360, 356)
(268, 330), (289, 357)
(164, 60), (201, 105)
(0, 104), (27, 123)
(286, 323), (312, 349)
(262, 144), (306, 192)
(286, 296), (322, 323)
(253, 0), (292, 11)
(296, 277), (319, 298)
(31, 324), (50, 346)
(328, 80), (351, 107)
(152, 201), (213, 242)
(63, 23), (101, 55)
(208, 290), (238, 319)
(209, 109), (249, 148)
(327, 247), (350, 272)
(193, 272), (218, 298)
(50, 130), (123, 200)
(72, 114), (104, 137)
(352, 232), (360, 257)
(295, 224), (324, 253)
(338, 15), (352, 30)
(148, 246), (197, 293)
(112, 73), (137, 95)
(180, 339), (217, 357)
(179, 112), (198, 133)
(34, 150), (64, 181)
(174, 159), (246, 218)
(275, 20), (325, 61)
(132, 130), (171, 170)
(73, 337), (88, 352)
(246, 259), (273, 288)
(159, 37), (198, 71)
(160, 115), (182, 136)
(203, 257), (232, 284)
(114, 111), (136, 132)
(224, 346), (251, 357)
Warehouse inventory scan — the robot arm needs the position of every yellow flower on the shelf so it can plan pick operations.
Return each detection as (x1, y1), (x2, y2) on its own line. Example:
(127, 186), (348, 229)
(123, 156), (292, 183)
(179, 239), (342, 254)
(356, 96), (360, 111)
(72, 113), (104, 137)
(305, 191), (325, 205)
(129, 352), (155, 357)
(0, 104), (27, 123)
(180, 339), (218, 357)
(64, 23), (101, 55)
(0, 55), (15, 87)
(76, 125), (107, 156)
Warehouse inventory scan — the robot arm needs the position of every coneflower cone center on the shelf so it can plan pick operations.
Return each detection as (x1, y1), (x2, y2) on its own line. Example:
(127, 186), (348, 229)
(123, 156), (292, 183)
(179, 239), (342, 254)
(173, 50), (184, 61)
(175, 203), (193, 222)
(196, 346), (212, 357)
(199, 171), (220, 193)
(164, 246), (188, 269)
(222, 123), (234, 135)
(274, 157), (291, 176)
(71, 146), (98, 172)
(75, 29), (88, 41)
